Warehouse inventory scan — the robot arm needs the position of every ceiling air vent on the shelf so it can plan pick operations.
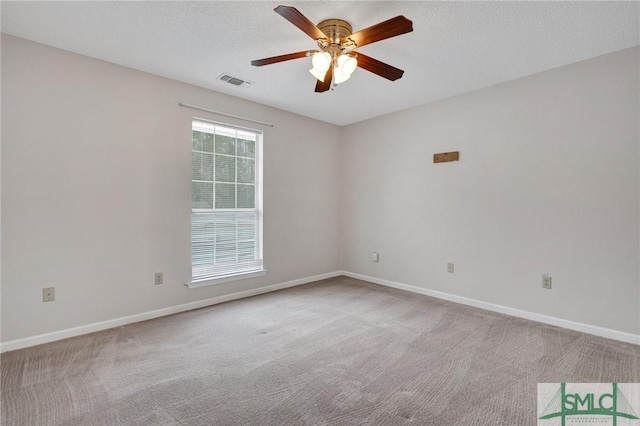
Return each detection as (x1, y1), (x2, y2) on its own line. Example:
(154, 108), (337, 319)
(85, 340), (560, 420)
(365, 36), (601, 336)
(217, 73), (254, 88)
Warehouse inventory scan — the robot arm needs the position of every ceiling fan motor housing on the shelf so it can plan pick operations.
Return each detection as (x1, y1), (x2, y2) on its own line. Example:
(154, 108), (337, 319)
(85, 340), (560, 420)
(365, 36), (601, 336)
(317, 19), (354, 48)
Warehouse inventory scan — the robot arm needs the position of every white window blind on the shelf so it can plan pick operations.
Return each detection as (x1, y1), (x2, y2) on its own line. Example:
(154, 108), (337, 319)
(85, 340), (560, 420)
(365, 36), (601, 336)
(191, 119), (263, 282)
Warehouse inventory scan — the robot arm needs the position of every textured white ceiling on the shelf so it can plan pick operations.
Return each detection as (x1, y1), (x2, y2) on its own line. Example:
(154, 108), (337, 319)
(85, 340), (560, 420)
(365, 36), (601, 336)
(2, 1), (638, 126)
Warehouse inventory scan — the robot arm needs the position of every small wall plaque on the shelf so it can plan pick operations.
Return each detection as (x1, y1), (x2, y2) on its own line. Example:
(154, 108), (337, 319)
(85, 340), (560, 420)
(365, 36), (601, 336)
(433, 151), (459, 163)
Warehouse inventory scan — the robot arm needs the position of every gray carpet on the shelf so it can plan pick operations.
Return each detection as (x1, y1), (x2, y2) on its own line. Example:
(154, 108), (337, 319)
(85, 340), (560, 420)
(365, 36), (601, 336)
(2, 276), (639, 425)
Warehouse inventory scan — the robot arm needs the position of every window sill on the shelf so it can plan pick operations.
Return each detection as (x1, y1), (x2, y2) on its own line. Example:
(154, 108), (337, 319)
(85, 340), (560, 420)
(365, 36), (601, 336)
(186, 269), (268, 289)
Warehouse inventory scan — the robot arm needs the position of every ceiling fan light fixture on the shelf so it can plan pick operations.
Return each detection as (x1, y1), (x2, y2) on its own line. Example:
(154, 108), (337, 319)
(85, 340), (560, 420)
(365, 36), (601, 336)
(311, 51), (331, 73)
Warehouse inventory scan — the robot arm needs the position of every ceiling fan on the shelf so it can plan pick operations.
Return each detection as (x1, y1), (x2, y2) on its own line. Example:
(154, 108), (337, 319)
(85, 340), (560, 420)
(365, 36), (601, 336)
(251, 5), (413, 93)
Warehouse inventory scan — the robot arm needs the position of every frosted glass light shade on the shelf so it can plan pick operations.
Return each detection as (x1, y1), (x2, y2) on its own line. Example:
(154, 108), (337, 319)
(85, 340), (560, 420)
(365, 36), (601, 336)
(337, 55), (357, 76)
(309, 68), (326, 82)
(334, 71), (351, 84)
(311, 52), (331, 73)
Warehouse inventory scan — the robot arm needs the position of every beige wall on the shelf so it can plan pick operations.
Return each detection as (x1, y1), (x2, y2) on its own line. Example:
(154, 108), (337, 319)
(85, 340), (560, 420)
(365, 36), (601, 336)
(2, 35), (638, 344)
(341, 47), (640, 335)
(1, 35), (342, 342)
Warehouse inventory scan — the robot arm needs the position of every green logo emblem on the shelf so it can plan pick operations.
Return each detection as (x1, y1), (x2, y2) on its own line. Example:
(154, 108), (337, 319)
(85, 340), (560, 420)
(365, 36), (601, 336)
(539, 383), (639, 425)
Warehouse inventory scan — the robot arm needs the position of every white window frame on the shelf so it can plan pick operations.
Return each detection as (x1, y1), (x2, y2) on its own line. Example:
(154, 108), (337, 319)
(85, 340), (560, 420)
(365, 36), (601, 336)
(186, 118), (266, 289)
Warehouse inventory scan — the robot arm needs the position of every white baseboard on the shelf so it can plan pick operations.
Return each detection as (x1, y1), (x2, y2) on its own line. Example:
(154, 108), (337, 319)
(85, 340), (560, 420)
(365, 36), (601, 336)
(4, 270), (636, 352)
(340, 271), (640, 346)
(0, 271), (342, 353)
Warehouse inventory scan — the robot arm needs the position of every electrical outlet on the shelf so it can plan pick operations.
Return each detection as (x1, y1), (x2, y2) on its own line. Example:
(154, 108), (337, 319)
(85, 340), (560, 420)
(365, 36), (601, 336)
(447, 262), (454, 273)
(372, 252), (379, 263)
(43, 287), (55, 302)
(542, 274), (552, 290)
(155, 272), (163, 285)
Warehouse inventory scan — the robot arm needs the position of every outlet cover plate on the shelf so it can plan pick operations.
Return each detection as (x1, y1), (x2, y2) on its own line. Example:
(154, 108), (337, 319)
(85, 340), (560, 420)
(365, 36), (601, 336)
(43, 287), (55, 302)
(542, 274), (552, 289)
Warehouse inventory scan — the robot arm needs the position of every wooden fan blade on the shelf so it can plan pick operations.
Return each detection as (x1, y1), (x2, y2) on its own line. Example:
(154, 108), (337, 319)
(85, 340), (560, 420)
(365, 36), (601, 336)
(344, 16), (413, 48)
(314, 66), (333, 92)
(356, 53), (404, 81)
(251, 51), (312, 67)
(275, 5), (327, 41)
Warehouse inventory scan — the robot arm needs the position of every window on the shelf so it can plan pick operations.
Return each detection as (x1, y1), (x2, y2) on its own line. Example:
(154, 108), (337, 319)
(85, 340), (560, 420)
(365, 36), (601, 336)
(190, 119), (264, 285)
